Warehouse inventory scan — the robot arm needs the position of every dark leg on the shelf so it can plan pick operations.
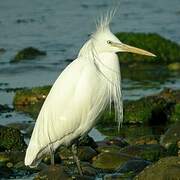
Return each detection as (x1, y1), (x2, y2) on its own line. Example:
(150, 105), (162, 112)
(72, 143), (83, 176)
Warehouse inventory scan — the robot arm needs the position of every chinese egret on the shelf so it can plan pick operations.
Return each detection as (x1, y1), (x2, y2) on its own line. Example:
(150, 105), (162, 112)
(25, 14), (155, 175)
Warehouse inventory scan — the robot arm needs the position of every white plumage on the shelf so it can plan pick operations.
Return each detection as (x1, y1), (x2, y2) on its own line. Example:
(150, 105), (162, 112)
(25, 14), (155, 167)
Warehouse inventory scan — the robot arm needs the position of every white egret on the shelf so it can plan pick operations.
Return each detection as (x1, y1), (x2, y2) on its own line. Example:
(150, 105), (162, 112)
(25, 13), (155, 175)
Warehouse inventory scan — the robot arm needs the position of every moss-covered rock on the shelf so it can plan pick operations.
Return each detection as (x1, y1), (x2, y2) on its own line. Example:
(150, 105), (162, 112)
(116, 32), (180, 63)
(170, 103), (180, 122)
(99, 96), (172, 126)
(34, 164), (70, 180)
(13, 86), (51, 119)
(134, 156), (180, 180)
(160, 122), (180, 156)
(120, 144), (166, 162)
(11, 47), (46, 63)
(168, 62), (180, 71)
(99, 89), (179, 126)
(92, 151), (135, 171)
(0, 125), (27, 151)
(124, 96), (173, 124)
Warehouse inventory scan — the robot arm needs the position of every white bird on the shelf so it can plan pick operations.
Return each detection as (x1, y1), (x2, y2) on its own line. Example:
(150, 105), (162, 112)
(25, 13), (155, 175)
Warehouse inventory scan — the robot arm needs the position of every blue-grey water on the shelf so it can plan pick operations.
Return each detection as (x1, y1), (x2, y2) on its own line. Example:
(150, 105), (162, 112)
(0, 0), (180, 179)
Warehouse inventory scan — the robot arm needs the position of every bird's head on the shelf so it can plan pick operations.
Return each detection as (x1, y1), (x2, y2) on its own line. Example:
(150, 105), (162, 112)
(91, 24), (156, 57)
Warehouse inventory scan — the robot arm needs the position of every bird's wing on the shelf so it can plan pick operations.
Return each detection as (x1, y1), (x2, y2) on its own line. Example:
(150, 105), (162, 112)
(25, 56), (107, 166)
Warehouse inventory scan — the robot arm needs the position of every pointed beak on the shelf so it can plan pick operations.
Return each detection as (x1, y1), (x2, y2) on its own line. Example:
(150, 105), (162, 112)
(112, 42), (156, 57)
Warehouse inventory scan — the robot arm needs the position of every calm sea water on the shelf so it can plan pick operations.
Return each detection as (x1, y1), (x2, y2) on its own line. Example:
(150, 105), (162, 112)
(0, 0), (180, 179)
(0, 0), (179, 120)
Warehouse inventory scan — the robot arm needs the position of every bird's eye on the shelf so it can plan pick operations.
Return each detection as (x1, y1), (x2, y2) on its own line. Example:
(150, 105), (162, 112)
(107, 40), (112, 44)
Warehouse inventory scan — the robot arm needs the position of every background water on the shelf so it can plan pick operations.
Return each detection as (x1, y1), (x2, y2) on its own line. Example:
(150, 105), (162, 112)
(0, 0), (180, 124)
(0, 0), (180, 179)
(0, 0), (179, 123)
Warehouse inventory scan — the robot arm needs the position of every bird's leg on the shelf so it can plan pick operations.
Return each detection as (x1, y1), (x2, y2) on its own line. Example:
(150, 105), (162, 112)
(72, 143), (83, 176)
(49, 144), (55, 166)
(50, 152), (55, 165)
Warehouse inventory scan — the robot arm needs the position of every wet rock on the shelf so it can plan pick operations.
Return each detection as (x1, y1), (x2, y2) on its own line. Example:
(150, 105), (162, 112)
(6, 122), (30, 131)
(58, 146), (72, 161)
(34, 164), (70, 180)
(120, 144), (166, 162)
(160, 122), (180, 155)
(0, 125), (27, 151)
(168, 62), (180, 71)
(134, 156), (180, 180)
(99, 96), (172, 126)
(13, 86), (51, 119)
(117, 159), (151, 176)
(0, 151), (25, 168)
(106, 137), (129, 148)
(170, 103), (180, 122)
(92, 151), (136, 171)
(131, 135), (158, 145)
(0, 48), (6, 53)
(11, 47), (46, 63)
(72, 175), (94, 180)
(42, 153), (61, 165)
(58, 145), (97, 163)
(104, 173), (133, 180)
(97, 144), (122, 154)
(80, 162), (99, 176)
(78, 146), (97, 161)
(158, 88), (180, 103)
(79, 135), (98, 149)
(123, 96), (172, 124)
(0, 104), (13, 113)
(0, 166), (12, 179)
(116, 32), (180, 63)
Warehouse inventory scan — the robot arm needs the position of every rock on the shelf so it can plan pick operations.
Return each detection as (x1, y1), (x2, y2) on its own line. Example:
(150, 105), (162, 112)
(160, 122), (180, 155)
(80, 162), (99, 176)
(78, 146), (97, 161)
(104, 173), (133, 180)
(13, 86), (51, 119)
(58, 145), (97, 163)
(34, 164), (70, 180)
(42, 153), (61, 165)
(0, 48), (6, 53)
(0, 151), (25, 168)
(0, 125), (27, 151)
(0, 104), (13, 113)
(134, 156), (180, 180)
(0, 166), (12, 179)
(79, 135), (98, 149)
(170, 103), (180, 122)
(117, 159), (151, 176)
(98, 95), (174, 127)
(168, 62), (180, 71)
(123, 96), (172, 124)
(106, 137), (128, 148)
(120, 144), (166, 162)
(116, 32), (180, 63)
(92, 151), (136, 171)
(131, 135), (158, 145)
(58, 146), (72, 161)
(97, 144), (122, 154)
(72, 175), (94, 180)
(11, 47), (46, 62)
(6, 122), (30, 131)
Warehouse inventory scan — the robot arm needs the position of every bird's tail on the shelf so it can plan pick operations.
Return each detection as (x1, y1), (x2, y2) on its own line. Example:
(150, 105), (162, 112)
(24, 143), (41, 168)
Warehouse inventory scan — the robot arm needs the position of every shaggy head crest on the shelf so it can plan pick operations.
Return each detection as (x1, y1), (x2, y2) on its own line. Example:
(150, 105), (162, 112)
(95, 8), (117, 34)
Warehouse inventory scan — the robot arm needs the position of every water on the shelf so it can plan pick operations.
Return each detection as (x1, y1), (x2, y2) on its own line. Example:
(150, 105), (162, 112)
(0, 0), (180, 179)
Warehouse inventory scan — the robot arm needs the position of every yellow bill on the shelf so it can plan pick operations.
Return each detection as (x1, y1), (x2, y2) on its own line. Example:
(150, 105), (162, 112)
(112, 42), (156, 57)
